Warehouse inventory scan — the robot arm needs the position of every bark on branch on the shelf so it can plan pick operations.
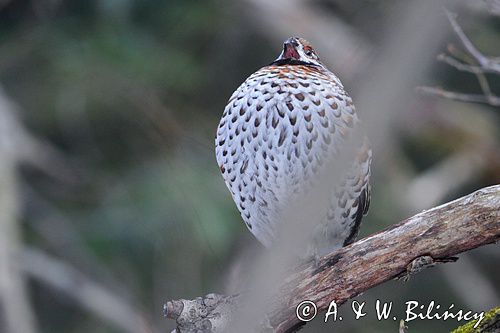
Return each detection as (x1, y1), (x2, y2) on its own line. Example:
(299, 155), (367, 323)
(164, 185), (500, 333)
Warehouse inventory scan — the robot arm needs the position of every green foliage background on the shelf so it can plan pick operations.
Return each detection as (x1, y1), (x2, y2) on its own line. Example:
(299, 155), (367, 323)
(0, 1), (498, 332)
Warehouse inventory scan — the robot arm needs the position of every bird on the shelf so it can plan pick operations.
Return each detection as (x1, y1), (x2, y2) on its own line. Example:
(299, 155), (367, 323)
(215, 37), (371, 258)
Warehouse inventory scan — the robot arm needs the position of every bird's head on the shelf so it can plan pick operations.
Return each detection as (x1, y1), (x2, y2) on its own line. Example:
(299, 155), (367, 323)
(274, 37), (323, 67)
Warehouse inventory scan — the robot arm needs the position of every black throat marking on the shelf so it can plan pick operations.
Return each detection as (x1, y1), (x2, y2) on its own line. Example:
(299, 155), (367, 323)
(270, 58), (320, 67)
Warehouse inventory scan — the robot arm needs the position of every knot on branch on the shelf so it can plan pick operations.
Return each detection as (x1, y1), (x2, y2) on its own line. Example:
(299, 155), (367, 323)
(398, 255), (458, 281)
(164, 294), (238, 333)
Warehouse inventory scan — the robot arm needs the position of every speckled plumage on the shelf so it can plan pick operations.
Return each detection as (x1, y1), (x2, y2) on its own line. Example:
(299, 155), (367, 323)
(215, 37), (371, 256)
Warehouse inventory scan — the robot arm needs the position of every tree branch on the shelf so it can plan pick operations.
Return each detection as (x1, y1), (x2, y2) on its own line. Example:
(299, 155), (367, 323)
(165, 185), (500, 332)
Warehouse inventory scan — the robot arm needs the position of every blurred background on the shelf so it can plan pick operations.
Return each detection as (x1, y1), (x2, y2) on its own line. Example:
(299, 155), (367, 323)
(0, 1), (498, 332)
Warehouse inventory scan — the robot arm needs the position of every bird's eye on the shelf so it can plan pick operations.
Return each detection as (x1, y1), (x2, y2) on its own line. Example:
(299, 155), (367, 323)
(304, 47), (314, 57)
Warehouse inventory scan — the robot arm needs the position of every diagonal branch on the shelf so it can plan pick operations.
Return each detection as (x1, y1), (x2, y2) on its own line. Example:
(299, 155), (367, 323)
(165, 185), (500, 332)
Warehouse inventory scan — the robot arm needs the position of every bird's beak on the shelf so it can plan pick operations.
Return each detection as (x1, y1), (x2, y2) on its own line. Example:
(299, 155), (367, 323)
(282, 38), (300, 60)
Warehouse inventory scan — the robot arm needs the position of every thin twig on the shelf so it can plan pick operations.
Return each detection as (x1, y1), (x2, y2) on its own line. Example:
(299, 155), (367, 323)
(437, 52), (499, 105)
(437, 53), (484, 73)
(445, 9), (500, 73)
(417, 86), (500, 106)
(421, 10), (500, 107)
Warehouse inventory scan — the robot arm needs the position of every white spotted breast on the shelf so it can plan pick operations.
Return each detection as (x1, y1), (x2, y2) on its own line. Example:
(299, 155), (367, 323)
(215, 64), (371, 250)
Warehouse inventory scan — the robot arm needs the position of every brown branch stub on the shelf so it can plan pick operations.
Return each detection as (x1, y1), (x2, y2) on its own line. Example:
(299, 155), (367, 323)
(164, 300), (184, 320)
(397, 255), (458, 282)
(164, 294), (239, 333)
(165, 185), (500, 333)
